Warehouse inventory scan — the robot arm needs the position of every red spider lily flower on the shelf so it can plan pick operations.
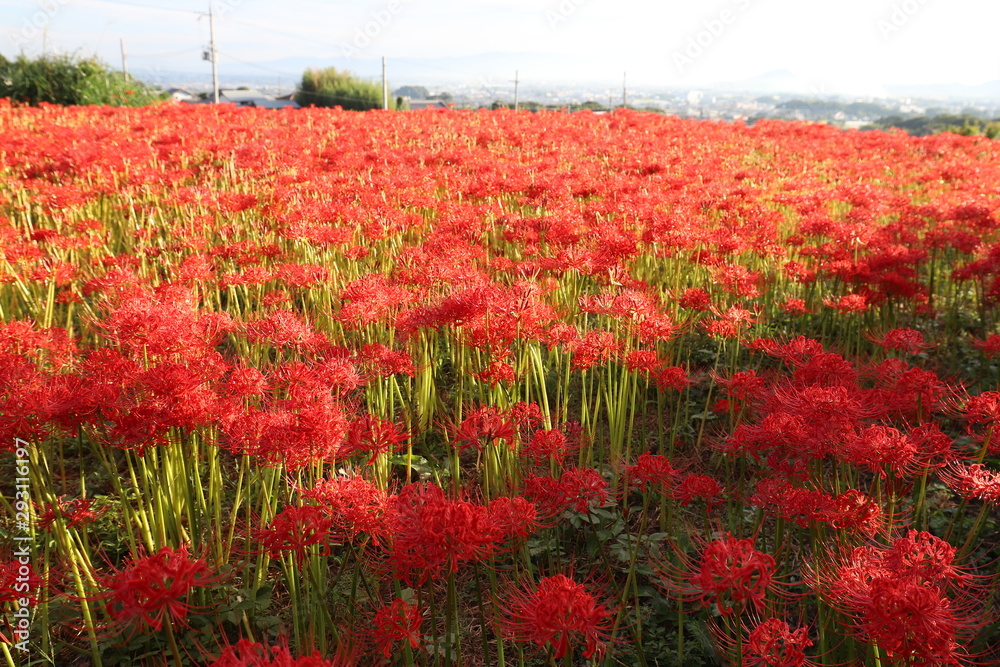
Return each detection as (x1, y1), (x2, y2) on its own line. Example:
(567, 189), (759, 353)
(971, 333), (1000, 358)
(36, 496), (105, 530)
(340, 415), (409, 464)
(961, 391), (1000, 427)
(487, 496), (540, 544)
(689, 535), (776, 616)
(823, 293), (869, 313)
(867, 327), (931, 354)
(843, 424), (916, 478)
(703, 305), (758, 339)
(472, 359), (517, 387)
(98, 546), (221, 633)
(357, 343), (417, 377)
(523, 428), (573, 466)
(370, 598), (423, 659)
(386, 483), (496, 585)
(502, 574), (612, 660)
(623, 349), (660, 375)
(655, 365), (692, 392)
(559, 468), (610, 513)
(814, 530), (983, 665)
(938, 463), (1000, 503)
(677, 287), (712, 311)
(207, 638), (353, 666)
(451, 405), (517, 452)
(256, 505), (334, 565)
(626, 452), (677, 494)
(743, 618), (813, 667)
(569, 329), (620, 370)
(779, 297), (810, 315)
(0, 559), (45, 605)
(302, 476), (394, 545)
(675, 473), (724, 510)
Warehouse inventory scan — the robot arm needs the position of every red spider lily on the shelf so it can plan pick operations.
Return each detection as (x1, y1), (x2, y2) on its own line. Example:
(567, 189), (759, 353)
(867, 327), (931, 354)
(386, 483), (496, 585)
(340, 415), (409, 464)
(743, 618), (813, 667)
(688, 534), (777, 616)
(451, 405), (517, 452)
(677, 287), (712, 311)
(938, 463), (1000, 503)
(256, 505), (334, 565)
(843, 424), (917, 478)
(207, 638), (354, 666)
(971, 333), (1000, 358)
(814, 531), (983, 665)
(369, 598), (423, 659)
(36, 496), (105, 530)
(961, 391), (1000, 428)
(301, 476), (394, 545)
(502, 574), (612, 660)
(823, 293), (870, 314)
(523, 427), (576, 466)
(655, 365), (692, 392)
(0, 559), (45, 605)
(472, 359), (517, 387)
(487, 495), (540, 544)
(779, 298), (810, 315)
(625, 452), (678, 494)
(569, 329), (620, 371)
(675, 473), (724, 510)
(523, 468), (610, 518)
(750, 478), (884, 536)
(97, 546), (222, 633)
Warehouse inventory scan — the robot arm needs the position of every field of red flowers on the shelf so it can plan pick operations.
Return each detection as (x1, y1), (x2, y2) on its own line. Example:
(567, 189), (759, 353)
(1, 100), (1000, 666)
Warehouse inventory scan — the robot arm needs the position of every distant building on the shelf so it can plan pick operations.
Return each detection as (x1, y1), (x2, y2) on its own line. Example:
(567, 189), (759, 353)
(167, 88), (197, 103)
(188, 88), (299, 109)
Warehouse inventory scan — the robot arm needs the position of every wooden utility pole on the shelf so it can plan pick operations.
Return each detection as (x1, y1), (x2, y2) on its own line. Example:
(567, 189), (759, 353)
(209, 6), (219, 103)
(120, 38), (128, 80)
(513, 70), (519, 111)
(382, 56), (389, 110)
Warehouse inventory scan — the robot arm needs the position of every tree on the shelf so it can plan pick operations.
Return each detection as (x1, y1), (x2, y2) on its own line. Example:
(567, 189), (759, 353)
(0, 53), (164, 107)
(295, 67), (383, 110)
(394, 85), (428, 99)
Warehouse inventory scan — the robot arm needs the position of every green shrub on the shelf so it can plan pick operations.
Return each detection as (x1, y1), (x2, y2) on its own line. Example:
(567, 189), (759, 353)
(295, 67), (383, 110)
(0, 52), (165, 106)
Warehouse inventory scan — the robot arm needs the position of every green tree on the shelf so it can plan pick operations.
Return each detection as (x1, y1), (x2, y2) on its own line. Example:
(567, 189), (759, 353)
(394, 85), (428, 99)
(295, 67), (383, 110)
(0, 53), (164, 107)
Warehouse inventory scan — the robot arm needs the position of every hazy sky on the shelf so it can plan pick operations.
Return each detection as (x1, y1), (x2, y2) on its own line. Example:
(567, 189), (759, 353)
(2, 0), (998, 94)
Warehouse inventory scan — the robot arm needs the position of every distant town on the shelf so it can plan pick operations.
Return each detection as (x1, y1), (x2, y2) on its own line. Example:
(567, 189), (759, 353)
(157, 70), (1000, 135)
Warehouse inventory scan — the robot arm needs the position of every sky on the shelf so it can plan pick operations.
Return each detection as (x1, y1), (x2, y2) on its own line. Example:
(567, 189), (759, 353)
(2, 0), (999, 96)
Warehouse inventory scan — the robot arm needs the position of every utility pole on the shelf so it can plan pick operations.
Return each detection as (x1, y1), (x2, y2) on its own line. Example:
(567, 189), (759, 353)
(208, 6), (219, 103)
(622, 71), (627, 109)
(382, 56), (389, 110)
(513, 70), (519, 111)
(120, 38), (128, 80)
(608, 90), (613, 111)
